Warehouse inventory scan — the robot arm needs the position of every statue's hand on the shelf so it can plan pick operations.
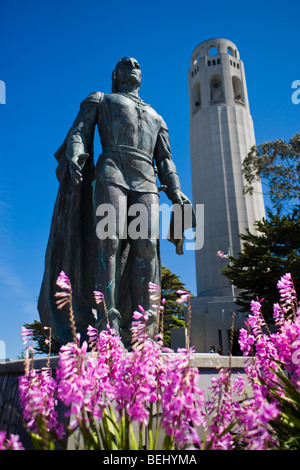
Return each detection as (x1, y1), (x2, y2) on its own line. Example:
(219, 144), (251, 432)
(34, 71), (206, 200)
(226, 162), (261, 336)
(69, 156), (83, 184)
(171, 189), (183, 206)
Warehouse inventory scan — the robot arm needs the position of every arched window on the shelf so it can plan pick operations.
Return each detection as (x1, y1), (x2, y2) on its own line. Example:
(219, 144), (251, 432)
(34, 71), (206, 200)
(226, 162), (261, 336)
(227, 47), (237, 58)
(232, 76), (244, 102)
(210, 75), (223, 101)
(193, 52), (201, 65)
(192, 82), (201, 111)
(209, 46), (218, 56)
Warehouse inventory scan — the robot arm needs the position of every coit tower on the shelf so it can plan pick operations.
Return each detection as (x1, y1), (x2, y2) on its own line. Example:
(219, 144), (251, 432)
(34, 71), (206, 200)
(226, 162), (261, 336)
(188, 38), (265, 302)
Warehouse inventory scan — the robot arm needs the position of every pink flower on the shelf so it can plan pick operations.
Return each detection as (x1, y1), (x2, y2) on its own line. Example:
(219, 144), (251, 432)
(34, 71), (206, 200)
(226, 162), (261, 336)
(55, 272), (72, 310)
(176, 290), (190, 304)
(160, 350), (206, 448)
(56, 336), (90, 426)
(239, 327), (255, 355)
(86, 325), (99, 349)
(0, 431), (24, 450)
(148, 282), (161, 302)
(19, 368), (64, 440)
(132, 310), (144, 320)
(21, 326), (33, 346)
(148, 282), (160, 291)
(277, 272), (298, 314)
(247, 299), (267, 337)
(273, 302), (285, 327)
(56, 271), (71, 291)
(56, 327), (123, 428)
(93, 291), (104, 304)
(233, 373), (246, 396)
(114, 344), (159, 426)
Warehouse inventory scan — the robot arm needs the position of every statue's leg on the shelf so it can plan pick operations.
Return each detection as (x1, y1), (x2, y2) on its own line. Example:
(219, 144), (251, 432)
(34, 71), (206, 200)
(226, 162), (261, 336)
(94, 182), (127, 331)
(128, 191), (160, 314)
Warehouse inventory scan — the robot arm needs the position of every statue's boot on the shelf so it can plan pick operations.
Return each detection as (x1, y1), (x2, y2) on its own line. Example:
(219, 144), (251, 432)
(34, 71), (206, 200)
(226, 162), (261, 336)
(145, 309), (159, 338)
(95, 308), (122, 336)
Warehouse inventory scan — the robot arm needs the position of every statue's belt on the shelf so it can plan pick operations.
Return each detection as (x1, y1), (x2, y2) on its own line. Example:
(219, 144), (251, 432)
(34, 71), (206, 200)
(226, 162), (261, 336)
(102, 145), (153, 164)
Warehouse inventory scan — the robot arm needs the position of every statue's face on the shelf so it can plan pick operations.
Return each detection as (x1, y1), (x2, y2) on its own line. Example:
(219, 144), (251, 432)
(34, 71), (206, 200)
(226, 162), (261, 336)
(115, 57), (142, 89)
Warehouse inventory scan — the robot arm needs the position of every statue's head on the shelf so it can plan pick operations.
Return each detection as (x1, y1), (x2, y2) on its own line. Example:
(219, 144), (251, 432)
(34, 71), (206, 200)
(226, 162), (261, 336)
(112, 57), (142, 93)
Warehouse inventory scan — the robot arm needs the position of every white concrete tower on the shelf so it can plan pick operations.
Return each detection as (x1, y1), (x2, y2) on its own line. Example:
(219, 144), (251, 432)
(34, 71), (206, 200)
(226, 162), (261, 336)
(189, 38), (265, 299)
(188, 38), (265, 353)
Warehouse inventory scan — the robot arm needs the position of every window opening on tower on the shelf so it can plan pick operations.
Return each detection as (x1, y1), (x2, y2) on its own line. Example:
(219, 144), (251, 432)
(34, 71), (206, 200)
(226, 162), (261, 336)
(210, 75), (224, 101)
(192, 82), (201, 112)
(207, 59), (221, 67)
(192, 52), (201, 65)
(232, 76), (244, 103)
(209, 46), (218, 56)
(227, 46), (237, 57)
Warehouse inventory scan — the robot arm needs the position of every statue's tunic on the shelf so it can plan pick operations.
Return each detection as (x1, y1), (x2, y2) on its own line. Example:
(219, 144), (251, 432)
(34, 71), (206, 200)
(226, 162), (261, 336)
(66, 91), (181, 197)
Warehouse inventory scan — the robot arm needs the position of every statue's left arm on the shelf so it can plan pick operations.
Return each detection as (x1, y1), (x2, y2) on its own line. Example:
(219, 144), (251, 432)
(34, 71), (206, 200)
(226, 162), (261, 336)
(154, 119), (183, 205)
(66, 91), (103, 184)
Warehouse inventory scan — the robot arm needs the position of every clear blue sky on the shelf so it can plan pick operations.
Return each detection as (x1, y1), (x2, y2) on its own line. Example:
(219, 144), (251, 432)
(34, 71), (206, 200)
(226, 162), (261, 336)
(0, 0), (299, 359)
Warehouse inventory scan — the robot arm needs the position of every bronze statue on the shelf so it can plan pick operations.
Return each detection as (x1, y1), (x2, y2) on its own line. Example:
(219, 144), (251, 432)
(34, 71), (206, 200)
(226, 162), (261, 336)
(38, 57), (194, 350)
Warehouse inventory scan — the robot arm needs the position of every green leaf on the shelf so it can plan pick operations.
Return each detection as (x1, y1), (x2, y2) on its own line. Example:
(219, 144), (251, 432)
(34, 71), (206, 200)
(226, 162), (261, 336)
(129, 423), (138, 450)
(29, 432), (45, 451)
(162, 433), (174, 450)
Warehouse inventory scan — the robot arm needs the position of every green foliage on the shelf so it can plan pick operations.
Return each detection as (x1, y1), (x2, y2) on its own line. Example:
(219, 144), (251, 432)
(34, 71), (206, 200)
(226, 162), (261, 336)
(222, 207), (300, 322)
(23, 320), (53, 355)
(28, 416), (66, 450)
(269, 370), (300, 450)
(160, 265), (190, 346)
(242, 133), (300, 212)
(161, 265), (188, 303)
(76, 406), (149, 451)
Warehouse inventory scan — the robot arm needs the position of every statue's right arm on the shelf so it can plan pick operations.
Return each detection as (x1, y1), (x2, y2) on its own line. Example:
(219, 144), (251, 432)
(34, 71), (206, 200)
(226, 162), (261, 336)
(66, 92), (103, 184)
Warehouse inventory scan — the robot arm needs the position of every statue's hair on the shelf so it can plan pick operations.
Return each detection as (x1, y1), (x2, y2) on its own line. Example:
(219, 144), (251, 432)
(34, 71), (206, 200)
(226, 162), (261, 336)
(112, 57), (140, 93)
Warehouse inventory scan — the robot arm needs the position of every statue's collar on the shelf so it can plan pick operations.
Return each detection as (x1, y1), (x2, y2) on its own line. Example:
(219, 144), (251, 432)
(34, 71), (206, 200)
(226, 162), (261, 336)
(117, 92), (150, 107)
